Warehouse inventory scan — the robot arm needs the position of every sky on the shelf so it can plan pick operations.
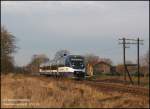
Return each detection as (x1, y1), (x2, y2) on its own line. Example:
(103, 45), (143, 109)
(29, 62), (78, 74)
(1, 1), (149, 66)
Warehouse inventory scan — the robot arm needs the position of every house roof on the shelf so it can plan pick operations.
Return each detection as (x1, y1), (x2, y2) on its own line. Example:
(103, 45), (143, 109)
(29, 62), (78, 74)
(94, 61), (112, 67)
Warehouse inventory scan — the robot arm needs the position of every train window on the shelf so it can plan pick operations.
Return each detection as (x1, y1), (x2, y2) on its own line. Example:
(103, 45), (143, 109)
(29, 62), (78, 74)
(70, 60), (85, 69)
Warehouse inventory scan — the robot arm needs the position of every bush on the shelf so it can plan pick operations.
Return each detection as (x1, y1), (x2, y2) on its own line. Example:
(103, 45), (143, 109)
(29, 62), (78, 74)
(131, 72), (144, 77)
(103, 72), (121, 76)
(94, 72), (122, 76)
(114, 72), (122, 76)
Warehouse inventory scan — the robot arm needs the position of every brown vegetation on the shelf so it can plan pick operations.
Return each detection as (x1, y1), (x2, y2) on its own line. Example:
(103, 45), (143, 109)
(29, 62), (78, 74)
(1, 73), (149, 108)
(26, 54), (49, 73)
(1, 26), (17, 73)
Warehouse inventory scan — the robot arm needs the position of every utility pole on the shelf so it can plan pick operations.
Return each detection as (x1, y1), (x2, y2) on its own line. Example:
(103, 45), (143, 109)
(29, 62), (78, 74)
(137, 38), (144, 85)
(137, 38), (140, 85)
(119, 38), (133, 84)
(119, 37), (143, 85)
(123, 38), (126, 81)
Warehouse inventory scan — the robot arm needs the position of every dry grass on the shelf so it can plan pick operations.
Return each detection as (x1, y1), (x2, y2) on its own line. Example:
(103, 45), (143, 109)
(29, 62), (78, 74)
(92, 75), (149, 88)
(1, 73), (149, 108)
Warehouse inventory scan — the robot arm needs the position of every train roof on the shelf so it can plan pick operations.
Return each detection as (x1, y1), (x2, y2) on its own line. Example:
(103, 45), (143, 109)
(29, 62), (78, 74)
(67, 55), (84, 58)
(40, 54), (84, 67)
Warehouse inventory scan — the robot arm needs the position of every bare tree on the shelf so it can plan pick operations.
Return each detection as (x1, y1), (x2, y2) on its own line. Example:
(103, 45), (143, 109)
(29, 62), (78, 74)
(142, 50), (149, 76)
(27, 54), (49, 73)
(99, 58), (113, 65)
(1, 26), (18, 73)
(116, 64), (124, 75)
(139, 50), (149, 76)
(84, 54), (99, 66)
(84, 54), (99, 76)
(144, 50), (149, 67)
(54, 49), (70, 60)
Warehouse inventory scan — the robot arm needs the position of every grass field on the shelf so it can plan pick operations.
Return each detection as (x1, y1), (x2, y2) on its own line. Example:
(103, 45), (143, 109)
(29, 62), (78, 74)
(1, 73), (149, 108)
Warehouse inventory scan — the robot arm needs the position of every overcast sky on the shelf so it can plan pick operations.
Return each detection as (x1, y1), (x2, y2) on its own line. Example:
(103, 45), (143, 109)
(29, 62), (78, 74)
(1, 1), (149, 66)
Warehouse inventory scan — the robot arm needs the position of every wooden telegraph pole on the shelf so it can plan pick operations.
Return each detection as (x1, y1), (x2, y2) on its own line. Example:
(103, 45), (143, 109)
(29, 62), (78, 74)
(123, 38), (127, 81)
(119, 37), (143, 85)
(137, 38), (144, 85)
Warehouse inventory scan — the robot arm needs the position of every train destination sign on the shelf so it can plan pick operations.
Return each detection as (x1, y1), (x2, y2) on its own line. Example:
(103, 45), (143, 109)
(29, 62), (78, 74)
(70, 58), (83, 61)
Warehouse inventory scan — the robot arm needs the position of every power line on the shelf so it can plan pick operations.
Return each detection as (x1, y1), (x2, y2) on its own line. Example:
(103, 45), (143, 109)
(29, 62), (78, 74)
(118, 37), (143, 85)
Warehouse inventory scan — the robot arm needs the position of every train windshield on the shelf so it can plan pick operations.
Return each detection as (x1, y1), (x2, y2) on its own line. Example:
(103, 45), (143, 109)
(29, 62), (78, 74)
(70, 58), (84, 69)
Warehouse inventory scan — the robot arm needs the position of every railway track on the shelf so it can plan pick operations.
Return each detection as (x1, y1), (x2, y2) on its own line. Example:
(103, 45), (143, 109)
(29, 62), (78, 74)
(79, 80), (149, 97)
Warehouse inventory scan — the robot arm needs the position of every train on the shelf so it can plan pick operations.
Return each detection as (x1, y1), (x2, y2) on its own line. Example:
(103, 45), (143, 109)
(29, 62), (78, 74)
(39, 54), (86, 79)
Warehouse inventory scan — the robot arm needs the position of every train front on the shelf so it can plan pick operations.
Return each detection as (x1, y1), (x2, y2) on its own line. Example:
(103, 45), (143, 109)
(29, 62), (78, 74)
(67, 55), (85, 78)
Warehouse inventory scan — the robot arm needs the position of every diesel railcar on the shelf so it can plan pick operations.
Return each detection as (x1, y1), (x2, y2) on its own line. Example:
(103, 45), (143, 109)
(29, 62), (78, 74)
(39, 55), (86, 78)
